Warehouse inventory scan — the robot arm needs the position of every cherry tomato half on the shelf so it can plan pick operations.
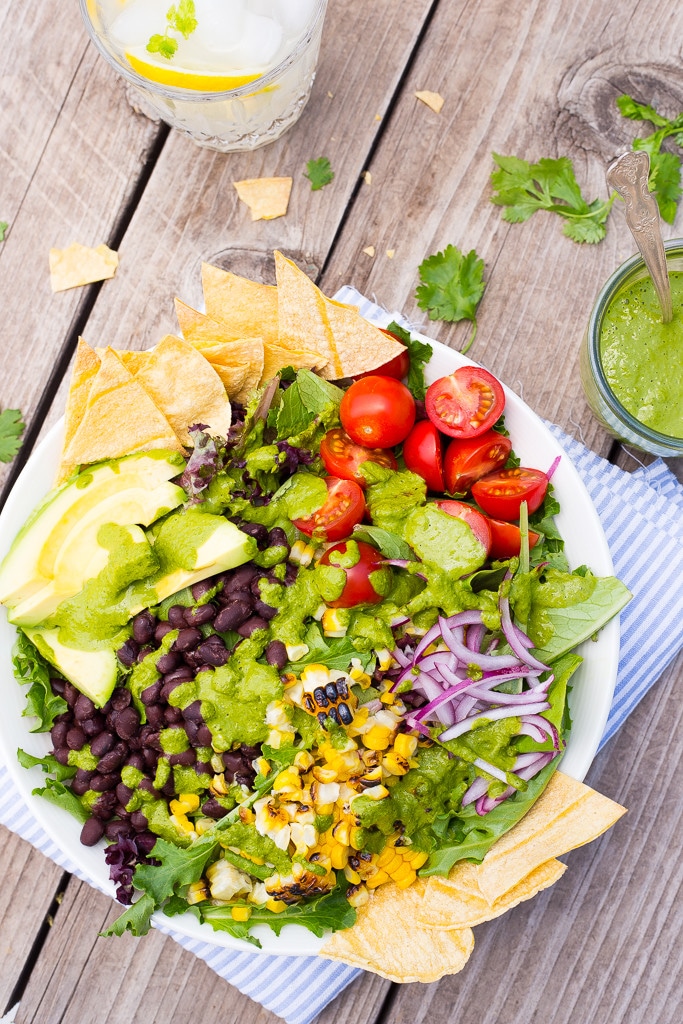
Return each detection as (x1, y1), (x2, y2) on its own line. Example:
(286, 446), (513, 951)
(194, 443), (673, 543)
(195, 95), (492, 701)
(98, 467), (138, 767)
(434, 499), (492, 555)
(340, 375), (416, 449)
(402, 419), (445, 492)
(487, 517), (541, 561)
(443, 430), (512, 494)
(471, 467), (548, 521)
(320, 429), (398, 487)
(318, 540), (388, 608)
(425, 366), (505, 439)
(353, 330), (411, 381)
(292, 477), (365, 542)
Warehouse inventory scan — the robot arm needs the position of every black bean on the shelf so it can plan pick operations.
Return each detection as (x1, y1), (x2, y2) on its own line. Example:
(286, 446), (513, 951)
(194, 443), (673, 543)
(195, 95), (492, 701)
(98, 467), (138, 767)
(191, 578), (214, 601)
(138, 777), (159, 796)
(130, 810), (148, 831)
(111, 688), (132, 711)
(66, 726), (86, 750)
(114, 803), (131, 820)
(53, 747), (70, 766)
(167, 604), (188, 628)
(132, 611), (157, 645)
(182, 700), (204, 723)
(250, 575), (266, 598)
(237, 615), (268, 638)
(81, 713), (106, 738)
(125, 752), (145, 771)
(196, 760), (212, 775)
(127, 733), (142, 751)
(97, 742), (127, 774)
(161, 779), (176, 799)
(313, 687), (329, 709)
(145, 704), (165, 728)
(265, 639), (287, 669)
(196, 725), (213, 746)
(116, 640), (139, 667)
(51, 678), (67, 696)
(268, 526), (289, 549)
(51, 720), (70, 749)
(325, 682), (338, 703)
(241, 744), (261, 760)
(63, 682), (79, 707)
(137, 645), (154, 662)
(253, 599), (277, 620)
(164, 706), (184, 725)
(185, 720), (200, 745)
(155, 621), (173, 643)
(115, 706), (140, 740)
(161, 665), (193, 693)
(135, 831), (158, 855)
(197, 637), (229, 667)
(218, 586), (253, 609)
(71, 769), (94, 796)
(183, 650), (206, 671)
(230, 564), (259, 590)
(202, 798), (229, 819)
(155, 651), (180, 675)
(104, 820), (132, 842)
(140, 680), (163, 705)
(90, 773), (119, 793)
(222, 750), (243, 774)
(80, 817), (105, 846)
(73, 693), (96, 721)
(173, 627), (202, 652)
(90, 731), (116, 758)
(116, 782), (134, 806)
(214, 601), (251, 632)
(142, 748), (158, 768)
(184, 603), (216, 627)
(169, 748), (196, 767)
(284, 562), (298, 586)
(139, 727), (162, 751)
(240, 522), (269, 548)
(337, 702), (353, 725)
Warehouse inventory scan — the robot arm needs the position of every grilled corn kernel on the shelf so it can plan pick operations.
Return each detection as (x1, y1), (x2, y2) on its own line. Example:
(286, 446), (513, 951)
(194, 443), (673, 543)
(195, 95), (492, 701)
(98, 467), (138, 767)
(294, 750), (315, 771)
(255, 757), (271, 777)
(376, 648), (393, 671)
(238, 806), (255, 824)
(285, 642), (310, 662)
(300, 664), (331, 690)
(231, 906), (252, 922)
(312, 765), (338, 783)
(266, 898), (287, 913)
(210, 773), (231, 796)
(382, 751), (410, 776)
(349, 826), (365, 850)
(290, 540), (316, 566)
(194, 817), (215, 836)
(344, 865), (361, 885)
(272, 767), (302, 794)
(394, 733), (418, 758)
(366, 868), (389, 889)
(391, 861), (415, 884)
(170, 811), (195, 835)
(322, 608), (348, 637)
(186, 880), (210, 905)
(363, 725), (393, 751)
(349, 666), (372, 689)
(377, 847), (399, 869)
(330, 844), (349, 870)
(346, 883), (370, 908)
(408, 851), (429, 869)
(177, 793), (200, 813)
(332, 820), (350, 846)
(210, 753), (225, 773)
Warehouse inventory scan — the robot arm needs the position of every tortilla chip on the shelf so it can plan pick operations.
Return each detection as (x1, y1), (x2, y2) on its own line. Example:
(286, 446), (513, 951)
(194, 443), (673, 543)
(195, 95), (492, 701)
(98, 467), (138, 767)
(49, 243), (118, 292)
(320, 882), (474, 983)
(274, 251), (405, 379)
(419, 858), (567, 930)
(114, 350), (152, 375)
(196, 341), (265, 404)
(200, 264), (280, 349)
(62, 348), (183, 465)
(57, 339), (102, 482)
(415, 90), (444, 114)
(132, 335), (231, 445)
(233, 176), (293, 221)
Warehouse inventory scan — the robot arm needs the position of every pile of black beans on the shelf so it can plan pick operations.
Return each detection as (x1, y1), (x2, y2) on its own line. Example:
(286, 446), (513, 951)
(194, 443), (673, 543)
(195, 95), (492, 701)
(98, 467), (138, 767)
(47, 539), (299, 901)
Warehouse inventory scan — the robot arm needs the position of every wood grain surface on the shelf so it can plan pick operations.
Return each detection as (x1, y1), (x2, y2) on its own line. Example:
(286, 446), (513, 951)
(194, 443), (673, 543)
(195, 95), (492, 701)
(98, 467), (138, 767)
(1, 0), (682, 1021)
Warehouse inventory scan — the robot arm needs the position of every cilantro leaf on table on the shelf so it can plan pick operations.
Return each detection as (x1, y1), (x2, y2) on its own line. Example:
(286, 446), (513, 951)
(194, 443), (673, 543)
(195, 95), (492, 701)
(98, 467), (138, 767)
(384, 320), (433, 400)
(415, 245), (485, 353)
(0, 407), (25, 463)
(616, 94), (683, 223)
(0, 221), (8, 242)
(305, 157), (334, 191)
(490, 154), (615, 244)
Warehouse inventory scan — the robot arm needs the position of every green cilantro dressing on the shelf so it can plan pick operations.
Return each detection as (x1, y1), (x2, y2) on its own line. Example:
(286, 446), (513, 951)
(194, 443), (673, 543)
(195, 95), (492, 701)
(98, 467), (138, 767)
(600, 271), (683, 438)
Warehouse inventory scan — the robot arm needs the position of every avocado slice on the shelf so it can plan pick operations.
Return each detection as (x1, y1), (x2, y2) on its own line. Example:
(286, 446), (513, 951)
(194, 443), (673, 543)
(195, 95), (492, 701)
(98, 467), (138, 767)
(0, 450), (185, 609)
(24, 627), (118, 707)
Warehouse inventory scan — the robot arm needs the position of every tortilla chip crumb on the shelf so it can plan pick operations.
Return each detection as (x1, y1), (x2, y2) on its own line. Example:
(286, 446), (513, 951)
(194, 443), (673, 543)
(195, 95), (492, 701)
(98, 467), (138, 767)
(327, 91), (334, 98)
(415, 89), (445, 114)
(386, 249), (395, 259)
(49, 243), (118, 292)
(362, 246), (375, 258)
(375, 114), (381, 121)
(363, 171), (372, 186)
(233, 177), (293, 221)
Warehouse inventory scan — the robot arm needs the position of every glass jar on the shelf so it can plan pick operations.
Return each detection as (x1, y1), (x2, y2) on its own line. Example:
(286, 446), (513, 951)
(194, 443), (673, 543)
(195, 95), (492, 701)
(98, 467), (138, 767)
(79, 0), (328, 153)
(580, 239), (683, 457)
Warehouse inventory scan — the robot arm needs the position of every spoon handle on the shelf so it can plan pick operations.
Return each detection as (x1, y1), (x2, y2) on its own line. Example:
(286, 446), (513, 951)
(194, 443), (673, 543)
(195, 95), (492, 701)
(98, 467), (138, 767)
(606, 151), (673, 323)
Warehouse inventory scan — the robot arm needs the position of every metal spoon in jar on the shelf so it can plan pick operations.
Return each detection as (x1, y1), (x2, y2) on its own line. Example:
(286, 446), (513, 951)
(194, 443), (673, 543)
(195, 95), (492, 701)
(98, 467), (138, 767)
(606, 150), (672, 322)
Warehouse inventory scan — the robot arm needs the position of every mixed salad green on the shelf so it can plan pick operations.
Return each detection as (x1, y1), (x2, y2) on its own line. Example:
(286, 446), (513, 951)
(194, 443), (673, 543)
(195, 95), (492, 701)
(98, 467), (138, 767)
(7, 327), (630, 946)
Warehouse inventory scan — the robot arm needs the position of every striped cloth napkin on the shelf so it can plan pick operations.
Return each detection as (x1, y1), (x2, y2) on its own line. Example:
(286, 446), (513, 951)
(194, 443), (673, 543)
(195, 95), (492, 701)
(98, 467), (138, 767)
(1, 290), (682, 1023)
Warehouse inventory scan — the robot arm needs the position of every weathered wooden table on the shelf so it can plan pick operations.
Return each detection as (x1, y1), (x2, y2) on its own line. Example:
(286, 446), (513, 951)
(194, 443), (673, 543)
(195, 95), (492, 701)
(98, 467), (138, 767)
(1, 1), (682, 1021)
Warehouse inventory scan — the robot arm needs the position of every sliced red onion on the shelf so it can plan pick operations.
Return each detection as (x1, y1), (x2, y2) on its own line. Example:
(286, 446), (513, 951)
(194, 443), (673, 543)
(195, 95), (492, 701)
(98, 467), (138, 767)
(413, 621), (447, 661)
(472, 757), (508, 784)
(391, 646), (412, 669)
(546, 455), (561, 480)
(465, 684), (550, 705)
(382, 559), (427, 580)
(461, 775), (490, 807)
(499, 597), (549, 672)
(412, 677), (483, 722)
(520, 713), (560, 750)
(440, 616), (521, 671)
(454, 694), (479, 722)
(466, 623), (486, 653)
(439, 700), (550, 742)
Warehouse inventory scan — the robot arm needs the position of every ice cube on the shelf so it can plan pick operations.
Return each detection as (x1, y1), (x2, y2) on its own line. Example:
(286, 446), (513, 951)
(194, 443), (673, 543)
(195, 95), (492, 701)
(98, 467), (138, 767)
(273, 0), (317, 38)
(190, 0), (247, 55)
(108, 0), (170, 50)
(228, 12), (283, 70)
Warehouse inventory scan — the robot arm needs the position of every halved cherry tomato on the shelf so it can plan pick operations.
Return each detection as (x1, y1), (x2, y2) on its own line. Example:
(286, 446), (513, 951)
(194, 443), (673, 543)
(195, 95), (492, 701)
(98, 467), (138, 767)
(471, 468), (548, 521)
(292, 477), (365, 542)
(318, 540), (388, 607)
(425, 366), (505, 439)
(487, 517), (541, 560)
(433, 499), (492, 555)
(353, 330), (411, 381)
(443, 430), (512, 494)
(320, 428), (398, 487)
(340, 375), (416, 449)
(402, 420), (445, 492)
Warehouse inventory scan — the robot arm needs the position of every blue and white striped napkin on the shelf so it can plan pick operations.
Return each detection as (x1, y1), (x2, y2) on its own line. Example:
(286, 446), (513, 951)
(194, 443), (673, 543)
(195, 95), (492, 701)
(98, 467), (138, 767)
(1, 290), (682, 1023)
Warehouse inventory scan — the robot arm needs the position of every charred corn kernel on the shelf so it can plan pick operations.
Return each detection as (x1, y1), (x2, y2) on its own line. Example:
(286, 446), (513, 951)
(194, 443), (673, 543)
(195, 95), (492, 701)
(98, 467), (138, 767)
(363, 725), (392, 751)
(210, 753), (225, 773)
(377, 847), (399, 869)
(322, 608), (348, 637)
(292, 861), (305, 880)
(255, 757), (271, 777)
(266, 898), (287, 913)
(383, 853), (404, 875)
(391, 861), (415, 884)
(294, 750), (315, 771)
(376, 648), (393, 671)
(361, 765), (383, 783)
(177, 793), (200, 813)
(290, 539), (316, 566)
(315, 802), (334, 816)
(346, 883), (370, 908)
(282, 671), (297, 687)
(231, 906), (252, 922)
(238, 806), (255, 824)
(347, 706), (369, 737)
(330, 844), (349, 870)
(360, 784), (389, 801)
(344, 864), (361, 885)
(366, 868), (389, 889)
(396, 870), (417, 889)
(285, 642), (310, 662)
(300, 663), (330, 689)
(380, 690), (396, 705)
(311, 781), (340, 805)
(210, 773), (231, 796)
(186, 880), (210, 905)
(206, 859), (253, 901)
(349, 826), (365, 850)
(349, 665), (372, 689)
(272, 767), (302, 794)
(313, 765), (338, 783)
(170, 811), (195, 834)
(332, 820), (350, 846)
(394, 733), (418, 759)
(194, 817), (215, 836)
(382, 751), (410, 776)
(408, 851), (429, 869)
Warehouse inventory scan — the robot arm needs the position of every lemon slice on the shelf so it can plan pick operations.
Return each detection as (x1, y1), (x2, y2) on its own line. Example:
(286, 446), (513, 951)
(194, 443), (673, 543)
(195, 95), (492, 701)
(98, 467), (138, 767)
(125, 48), (262, 92)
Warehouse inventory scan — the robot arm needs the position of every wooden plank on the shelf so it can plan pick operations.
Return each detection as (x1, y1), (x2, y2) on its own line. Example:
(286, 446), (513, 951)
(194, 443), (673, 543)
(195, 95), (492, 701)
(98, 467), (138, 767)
(0, 2), (162, 495)
(16, 878), (390, 1024)
(0, 827), (65, 1010)
(321, 0), (683, 451)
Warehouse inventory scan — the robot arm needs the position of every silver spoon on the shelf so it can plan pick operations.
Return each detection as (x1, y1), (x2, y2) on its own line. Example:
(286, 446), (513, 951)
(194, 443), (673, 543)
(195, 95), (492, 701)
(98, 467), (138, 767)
(606, 150), (672, 322)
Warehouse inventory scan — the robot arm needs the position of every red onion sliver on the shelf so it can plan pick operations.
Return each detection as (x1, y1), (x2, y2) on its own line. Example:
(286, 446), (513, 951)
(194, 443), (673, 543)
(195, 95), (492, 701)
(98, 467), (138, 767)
(438, 700), (550, 741)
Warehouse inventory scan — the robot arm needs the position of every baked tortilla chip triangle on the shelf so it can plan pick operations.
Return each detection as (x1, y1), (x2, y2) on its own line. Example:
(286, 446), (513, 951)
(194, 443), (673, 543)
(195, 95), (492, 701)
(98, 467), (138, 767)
(133, 335), (231, 445)
(274, 250), (406, 379)
(63, 348), (183, 465)
(192, 341), (265, 404)
(201, 263), (279, 348)
(233, 176), (292, 221)
(114, 350), (152, 375)
(49, 243), (118, 292)
(57, 338), (102, 483)
(419, 858), (567, 929)
(320, 881), (474, 983)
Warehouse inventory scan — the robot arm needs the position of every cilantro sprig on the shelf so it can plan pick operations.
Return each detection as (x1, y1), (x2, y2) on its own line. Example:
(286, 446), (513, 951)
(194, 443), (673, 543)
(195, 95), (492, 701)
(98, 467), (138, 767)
(0, 407), (25, 463)
(304, 157), (334, 191)
(415, 244), (485, 352)
(491, 154), (616, 244)
(0, 221), (8, 242)
(147, 0), (197, 60)
(616, 94), (683, 223)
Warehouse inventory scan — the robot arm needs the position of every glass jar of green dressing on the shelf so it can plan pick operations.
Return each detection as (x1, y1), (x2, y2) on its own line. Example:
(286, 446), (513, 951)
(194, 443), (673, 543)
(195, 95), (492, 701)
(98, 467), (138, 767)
(581, 239), (683, 456)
